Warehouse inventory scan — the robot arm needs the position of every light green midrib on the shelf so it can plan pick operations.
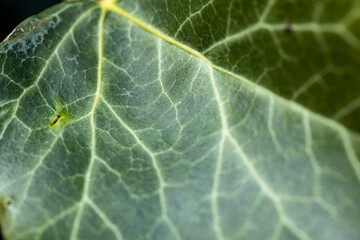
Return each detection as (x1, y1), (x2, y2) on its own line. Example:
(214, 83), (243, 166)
(0, 0), (358, 140)
(69, 5), (109, 240)
(1, 1), (360, 237)
(97, 2), (360, 140)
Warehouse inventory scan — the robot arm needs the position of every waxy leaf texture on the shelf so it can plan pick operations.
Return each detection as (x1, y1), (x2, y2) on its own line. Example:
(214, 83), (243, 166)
(0, 0), (360, 239)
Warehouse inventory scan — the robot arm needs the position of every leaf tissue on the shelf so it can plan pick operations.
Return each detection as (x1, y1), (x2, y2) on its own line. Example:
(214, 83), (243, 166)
(0, 0), (360, 239)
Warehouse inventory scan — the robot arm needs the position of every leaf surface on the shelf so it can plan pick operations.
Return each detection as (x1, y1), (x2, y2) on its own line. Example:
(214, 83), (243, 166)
(0, 0), (360, 239)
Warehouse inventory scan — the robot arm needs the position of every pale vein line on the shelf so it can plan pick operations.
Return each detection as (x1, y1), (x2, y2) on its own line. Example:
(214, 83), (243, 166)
(0, 73), (24, 89)
(333, 97), (360, 121)
(270, 222), (283, 240)
(104, 3), (360, 147)
(303, 113), (321, 172)
(204, 21), (359, 54)
(340, 129), (360, 184)
(271, 22), (360, 50)
(0, 7), (96, 141)
(14, 133), (63, 216)
(56, 51), (66, 74)
(69, 7), (106, 240)
(267, 96), (286, 157)
(209, 67), (226, 240)
(303, 112), (324, 203)
(2, 2), (359, 239)
(86, 198), (124, 240)
(0, 172), (30, 192)
(157, 39), (170, 102)
(13, 204), (79, 240)
(259, 0), (276, 23)
(209, 67), (311, 240)
(23, 6), (95, 92)
(101, 97), (182, 240)
(225, 0), (234, 37)
(303, 112), (322, 175)
(174, 0), (214, 37)
(203, 24), (261, 54)
(278, 23), (359, 50)
(104, 0), (360, 189)
(95, 156), (140, 200)
(0, 99), (16, 108)
(103, 57), (133, 80)
(157, 39), (181, 127)
(95, 156), (122, 179)
(268, 30), (294, 61)
(291, 74), (322, 100)
(342, 7), (360, 25)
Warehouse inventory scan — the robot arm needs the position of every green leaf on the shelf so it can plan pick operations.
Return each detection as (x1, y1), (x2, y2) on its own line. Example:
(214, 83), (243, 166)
(1, 0), (360, 239)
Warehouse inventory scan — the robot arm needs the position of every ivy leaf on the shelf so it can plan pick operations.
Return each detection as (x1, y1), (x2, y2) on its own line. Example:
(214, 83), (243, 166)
(1, 0), (360, 239)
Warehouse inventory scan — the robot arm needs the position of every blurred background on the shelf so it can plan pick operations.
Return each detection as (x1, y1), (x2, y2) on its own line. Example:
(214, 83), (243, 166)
(0, 0), (62, 41)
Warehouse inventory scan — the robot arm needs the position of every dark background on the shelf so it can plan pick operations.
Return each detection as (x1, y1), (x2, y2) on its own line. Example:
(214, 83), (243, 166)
(0, 0), (62, 41)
